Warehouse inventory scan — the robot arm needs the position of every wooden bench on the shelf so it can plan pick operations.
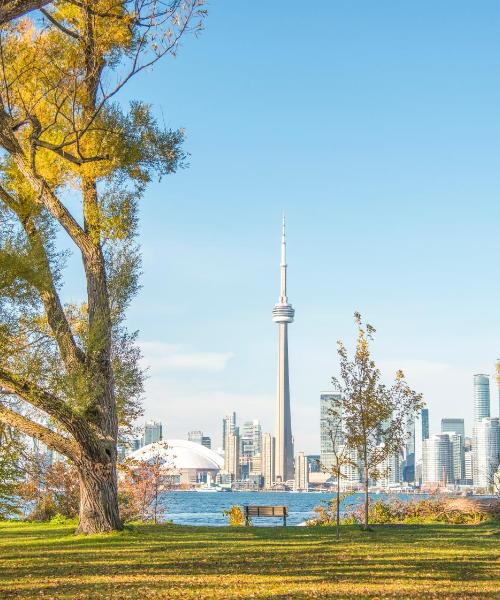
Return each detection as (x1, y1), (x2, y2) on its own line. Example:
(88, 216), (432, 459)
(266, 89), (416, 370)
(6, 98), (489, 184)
(244, 505), (288, 526)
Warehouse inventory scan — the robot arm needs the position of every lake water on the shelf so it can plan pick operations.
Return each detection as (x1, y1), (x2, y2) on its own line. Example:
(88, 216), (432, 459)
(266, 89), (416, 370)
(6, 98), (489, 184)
(161, 491), (415, 526)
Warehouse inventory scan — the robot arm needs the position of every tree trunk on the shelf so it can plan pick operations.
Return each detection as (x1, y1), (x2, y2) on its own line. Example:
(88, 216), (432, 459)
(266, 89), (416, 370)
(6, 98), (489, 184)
(76, 457), (122, 534)
(336, 474), (341, 539)
(364, 465), (369, 530)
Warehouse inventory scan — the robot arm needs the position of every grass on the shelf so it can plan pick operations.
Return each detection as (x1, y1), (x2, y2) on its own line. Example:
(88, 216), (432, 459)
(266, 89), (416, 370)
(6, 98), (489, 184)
(0, 520), (499, 599)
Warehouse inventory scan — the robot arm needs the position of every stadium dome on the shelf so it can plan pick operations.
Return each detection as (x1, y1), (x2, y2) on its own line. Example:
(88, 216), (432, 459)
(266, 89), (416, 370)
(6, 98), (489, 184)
(129, 439), (224, 484)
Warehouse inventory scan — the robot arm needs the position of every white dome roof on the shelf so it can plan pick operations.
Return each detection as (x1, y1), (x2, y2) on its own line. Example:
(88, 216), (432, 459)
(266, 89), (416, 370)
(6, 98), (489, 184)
(130, 439), (224, 470)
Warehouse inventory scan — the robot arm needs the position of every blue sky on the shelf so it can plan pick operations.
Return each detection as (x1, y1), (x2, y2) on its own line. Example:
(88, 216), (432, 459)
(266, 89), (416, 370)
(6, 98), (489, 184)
(65, 1), (500, 452)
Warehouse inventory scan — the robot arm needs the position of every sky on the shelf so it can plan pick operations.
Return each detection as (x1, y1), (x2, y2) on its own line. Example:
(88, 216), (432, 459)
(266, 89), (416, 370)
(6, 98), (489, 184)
(63, 1), (500, 452)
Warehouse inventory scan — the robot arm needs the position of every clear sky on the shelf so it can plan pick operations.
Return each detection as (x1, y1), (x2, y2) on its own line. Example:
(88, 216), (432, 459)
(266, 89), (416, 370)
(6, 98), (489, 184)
(64, 1), (500, 452)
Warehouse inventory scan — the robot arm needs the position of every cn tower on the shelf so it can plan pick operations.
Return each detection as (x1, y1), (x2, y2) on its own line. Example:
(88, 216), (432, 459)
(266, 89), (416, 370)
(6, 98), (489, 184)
(272, 215), (294, 482)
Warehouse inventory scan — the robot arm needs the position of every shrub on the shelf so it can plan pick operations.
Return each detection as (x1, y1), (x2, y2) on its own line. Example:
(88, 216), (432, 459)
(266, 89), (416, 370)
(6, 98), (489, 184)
(223, 505), (246, 526)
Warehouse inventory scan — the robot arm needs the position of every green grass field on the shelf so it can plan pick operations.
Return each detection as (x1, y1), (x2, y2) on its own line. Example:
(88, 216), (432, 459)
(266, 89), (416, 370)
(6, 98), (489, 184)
(0, 520), (499, 599)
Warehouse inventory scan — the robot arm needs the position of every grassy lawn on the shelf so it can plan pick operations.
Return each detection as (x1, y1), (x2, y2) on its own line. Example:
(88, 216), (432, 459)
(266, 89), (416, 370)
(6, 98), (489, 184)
(0, 521), (499, 599)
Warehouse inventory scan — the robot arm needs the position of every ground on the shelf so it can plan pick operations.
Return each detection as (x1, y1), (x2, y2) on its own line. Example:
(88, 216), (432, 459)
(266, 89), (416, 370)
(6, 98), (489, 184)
(0, 521), (499, 599)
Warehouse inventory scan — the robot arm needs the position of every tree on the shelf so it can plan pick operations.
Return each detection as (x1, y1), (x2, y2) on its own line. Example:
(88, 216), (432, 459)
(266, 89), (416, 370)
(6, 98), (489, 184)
(321, 395), (357, 538)
(0, 0), (205, 533)
(119, 450), (175, 523)
(332, 313), (424, 530)
(0, 423), (24, 518)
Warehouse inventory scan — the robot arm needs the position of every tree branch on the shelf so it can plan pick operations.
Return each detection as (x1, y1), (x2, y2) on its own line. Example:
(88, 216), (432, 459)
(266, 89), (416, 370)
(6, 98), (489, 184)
(40, 8), (79, 39)
(0, 0), (51, 25)
(0, 401), (77, 459)
(0, 366), (100, 454)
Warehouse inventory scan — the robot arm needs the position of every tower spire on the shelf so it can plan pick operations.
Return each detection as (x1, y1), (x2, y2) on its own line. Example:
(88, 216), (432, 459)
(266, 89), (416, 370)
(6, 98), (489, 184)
(280, 213), (287, 303)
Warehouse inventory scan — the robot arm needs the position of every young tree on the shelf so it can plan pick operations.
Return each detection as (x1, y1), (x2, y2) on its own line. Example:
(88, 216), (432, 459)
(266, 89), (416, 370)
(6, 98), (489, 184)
(332, 313), (424, 530)
(0, 1), (205, 533)
(119, 450), (175, 523)
(321, 395), (357, 538)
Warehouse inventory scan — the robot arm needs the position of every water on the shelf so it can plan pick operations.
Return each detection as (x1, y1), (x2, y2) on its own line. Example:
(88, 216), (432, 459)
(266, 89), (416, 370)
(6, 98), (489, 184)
(161, 491), (416, 526)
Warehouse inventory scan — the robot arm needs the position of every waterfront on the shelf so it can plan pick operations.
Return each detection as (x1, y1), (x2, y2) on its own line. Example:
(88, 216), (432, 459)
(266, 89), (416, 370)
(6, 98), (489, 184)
(161, 491), (418, 526)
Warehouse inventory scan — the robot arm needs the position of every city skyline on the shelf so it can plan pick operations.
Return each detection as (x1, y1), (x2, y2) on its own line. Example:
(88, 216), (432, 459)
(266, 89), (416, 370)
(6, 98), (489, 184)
(56, 3), (500, 454)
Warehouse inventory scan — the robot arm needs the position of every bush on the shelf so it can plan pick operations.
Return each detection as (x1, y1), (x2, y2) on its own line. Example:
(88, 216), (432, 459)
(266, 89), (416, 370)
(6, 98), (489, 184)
(309, 496), (494, 526)
(223, 505), (246, 526)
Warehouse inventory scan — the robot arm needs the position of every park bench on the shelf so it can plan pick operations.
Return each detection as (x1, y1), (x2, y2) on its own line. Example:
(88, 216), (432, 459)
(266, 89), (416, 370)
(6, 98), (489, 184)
(244, 505), (288, 526)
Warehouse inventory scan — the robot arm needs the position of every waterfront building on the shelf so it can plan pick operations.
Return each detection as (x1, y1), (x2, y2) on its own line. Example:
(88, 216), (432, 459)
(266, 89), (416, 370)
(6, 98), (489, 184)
(421, 408), (430, 441)
(262, 433), (275, 489)
(307, 454), (321, 473)
(224, 429), (240, 480)
(441, 418), (465, 441)
(242, 420), (262, 456)
(422, 433), (453, 486)
(272, 216), (295, 482)
(294, 452), (309, 491)
(130, 439), (223, 486)
(473, 417), (500, 489)
(188, 430), (203, 445)
(464, 449), (473, 482)
(142, 421), (162, 447)
(402, 415), (416, 483)
(376, 450), (401, 488)
(222, 412), (236, 451)
(320, 392), (342, 472)
(473, 374), (490, 422)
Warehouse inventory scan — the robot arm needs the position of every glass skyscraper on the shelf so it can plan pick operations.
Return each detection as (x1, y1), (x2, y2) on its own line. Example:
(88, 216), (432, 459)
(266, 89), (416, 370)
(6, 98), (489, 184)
(473, 417), (500, 489)
(473, 374), (490, 422)
(142, 421), (162, 446)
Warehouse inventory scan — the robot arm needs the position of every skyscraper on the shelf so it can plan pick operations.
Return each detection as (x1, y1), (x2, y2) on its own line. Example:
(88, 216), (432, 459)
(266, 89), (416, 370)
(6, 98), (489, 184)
(473, 417), (500, 489)
(272, 216), (294, 482)
(188, 430), (203, 445)
(262, 433), (275, 489)
(222, 412), (236, 451)
(320, 392), (342, 472)
(421, 408), (430, 441)
(142, 421), (162, 446)
(473, 374), (490, 422)
(422, 433), (453, 486)
(441, 418), (465, 441)
(294, 452), (309, 491)
(224, 429), (240, 480)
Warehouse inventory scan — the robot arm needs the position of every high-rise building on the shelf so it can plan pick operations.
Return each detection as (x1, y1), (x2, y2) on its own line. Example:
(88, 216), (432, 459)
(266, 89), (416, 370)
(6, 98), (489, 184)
(142, 421), (162, 446)
(421, 408), (430, 441)
(422, 433), (453, 486)
(188, 430), (203, 445)
(242, 420), (262, 456)
(262, 433), (275, 489)
(376, 450), (401, 488)
(441, 418), (465, 441)
(473, 417), (500, 489)
(224, 429), (240, 480)
(473, 374), (490, 422)
(402, 415), (416, 483)
(294, 452), (309, 491)
(222, 412), (236, 451)
(464, 449), (473, 482)
(496, 360), (500, 416)
(320, 392), (342, 472)
(201, 436), (211, 449)
(272, 216), (295, 482)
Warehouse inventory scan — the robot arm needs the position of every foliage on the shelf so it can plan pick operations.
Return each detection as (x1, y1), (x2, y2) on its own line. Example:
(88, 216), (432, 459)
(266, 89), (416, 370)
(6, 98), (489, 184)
(118, 451), (175, 523)
(0, 1), (206, 532)
(0, 424), (24, 518)
(19, 457), (79, 521)
(223, 505), (246, 526)
(332, 313), (424, 528)
(1, 520), (499, 598)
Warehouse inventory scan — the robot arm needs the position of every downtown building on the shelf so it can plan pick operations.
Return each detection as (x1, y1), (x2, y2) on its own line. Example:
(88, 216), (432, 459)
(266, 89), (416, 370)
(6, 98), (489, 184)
(472, 374), (500, 491)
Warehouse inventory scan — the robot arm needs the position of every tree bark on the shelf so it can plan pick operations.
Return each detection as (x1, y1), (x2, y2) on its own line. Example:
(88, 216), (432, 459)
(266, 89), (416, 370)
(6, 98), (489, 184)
(76, 455), (122, 534)
(364, 464), (369, 530)
(336, 474), (341, 539)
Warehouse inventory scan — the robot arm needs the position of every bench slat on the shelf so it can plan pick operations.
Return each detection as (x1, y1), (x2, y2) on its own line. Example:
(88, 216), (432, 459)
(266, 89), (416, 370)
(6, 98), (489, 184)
(244, 505), (288, 517)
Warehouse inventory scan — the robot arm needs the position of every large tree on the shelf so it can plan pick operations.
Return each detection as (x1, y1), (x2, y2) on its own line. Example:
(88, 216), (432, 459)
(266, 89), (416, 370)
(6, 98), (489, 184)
(0, 0), (205, 533)
(332, 313), (424, 529)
